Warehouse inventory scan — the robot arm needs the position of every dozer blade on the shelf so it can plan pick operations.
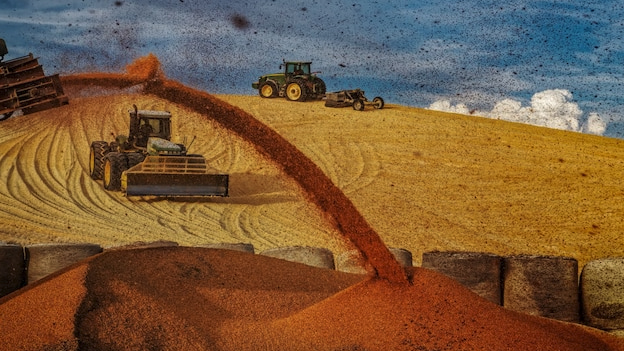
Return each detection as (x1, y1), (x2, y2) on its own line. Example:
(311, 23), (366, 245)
(123, 156), (229, 197)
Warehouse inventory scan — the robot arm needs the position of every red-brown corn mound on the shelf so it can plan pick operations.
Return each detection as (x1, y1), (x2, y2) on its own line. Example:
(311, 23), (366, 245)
(2, 247), (623, 350)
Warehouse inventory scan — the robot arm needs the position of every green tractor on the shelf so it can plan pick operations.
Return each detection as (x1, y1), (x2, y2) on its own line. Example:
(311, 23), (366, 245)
(88, 105), (229, 197)
(252, 61), (326, 102)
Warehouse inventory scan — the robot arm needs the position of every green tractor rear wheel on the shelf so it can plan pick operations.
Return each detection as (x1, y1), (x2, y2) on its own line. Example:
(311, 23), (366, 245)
(285, 80), (308, 102)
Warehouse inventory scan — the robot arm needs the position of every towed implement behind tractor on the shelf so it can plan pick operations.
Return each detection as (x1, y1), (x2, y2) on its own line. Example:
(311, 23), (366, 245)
(89, 106), (229, 197)
(0, 39), (68, 121)
(325, 89), (384, 111)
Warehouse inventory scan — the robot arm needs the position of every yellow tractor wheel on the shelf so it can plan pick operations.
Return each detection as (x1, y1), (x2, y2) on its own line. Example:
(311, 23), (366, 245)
(285, 80), (308, 102)
(102, 152), (127, 191)
(89, 141), (108, 180)
(259, 81), (277, 98)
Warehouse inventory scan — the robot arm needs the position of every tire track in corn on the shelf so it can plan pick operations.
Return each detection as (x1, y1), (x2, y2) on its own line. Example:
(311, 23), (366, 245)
(1, 93), (333, 250)
(303, 140), (380, 196)
(0, 98), (221, 244)
(0, 114), (91, 241)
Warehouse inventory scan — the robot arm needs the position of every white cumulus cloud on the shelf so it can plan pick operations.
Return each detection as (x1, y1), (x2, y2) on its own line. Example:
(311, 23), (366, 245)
(428, 89), (606, 136)
(582, 112), (607, 135)
(427, 100), (471, 115)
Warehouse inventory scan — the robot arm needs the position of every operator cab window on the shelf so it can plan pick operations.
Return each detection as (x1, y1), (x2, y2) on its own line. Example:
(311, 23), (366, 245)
(288, 64), (310, 75)
(141, 118), (161, 135)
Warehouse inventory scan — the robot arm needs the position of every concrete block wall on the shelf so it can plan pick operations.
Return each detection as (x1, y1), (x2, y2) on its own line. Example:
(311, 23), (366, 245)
(1, 243), (624, 336)
(422, 251), (624, 336)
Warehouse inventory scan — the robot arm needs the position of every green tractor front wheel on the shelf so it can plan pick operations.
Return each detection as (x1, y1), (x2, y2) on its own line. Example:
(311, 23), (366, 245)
(259, 81), (278, 98)
(89, 141), (109, 180)
(103, 152), (128, 191)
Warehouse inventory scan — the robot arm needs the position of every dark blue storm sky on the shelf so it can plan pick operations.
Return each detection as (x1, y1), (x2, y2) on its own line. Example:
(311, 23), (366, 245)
(2, 0), (624, 137)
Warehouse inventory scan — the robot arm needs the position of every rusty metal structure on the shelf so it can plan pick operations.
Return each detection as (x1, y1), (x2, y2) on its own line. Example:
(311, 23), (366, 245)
(0, 39), (69, 120)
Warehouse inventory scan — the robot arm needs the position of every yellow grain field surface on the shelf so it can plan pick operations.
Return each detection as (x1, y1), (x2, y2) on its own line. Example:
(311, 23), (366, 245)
(219, 94), (624, 268)
(0, 94), (346, 255)
(1, 92), (623, 269)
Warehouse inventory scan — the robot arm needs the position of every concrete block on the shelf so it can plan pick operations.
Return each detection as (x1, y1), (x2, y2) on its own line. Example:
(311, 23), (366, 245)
(581, 257), (624, 330)
(503, 255), (579, 322)
(422, 251), (502, 305)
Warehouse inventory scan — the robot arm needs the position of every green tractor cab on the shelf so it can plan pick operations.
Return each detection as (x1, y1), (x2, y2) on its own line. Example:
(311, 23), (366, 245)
(252, 61), (326, 102)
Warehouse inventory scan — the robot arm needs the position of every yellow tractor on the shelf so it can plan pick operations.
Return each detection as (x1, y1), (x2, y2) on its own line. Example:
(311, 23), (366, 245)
(89, 105), (228, 197)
